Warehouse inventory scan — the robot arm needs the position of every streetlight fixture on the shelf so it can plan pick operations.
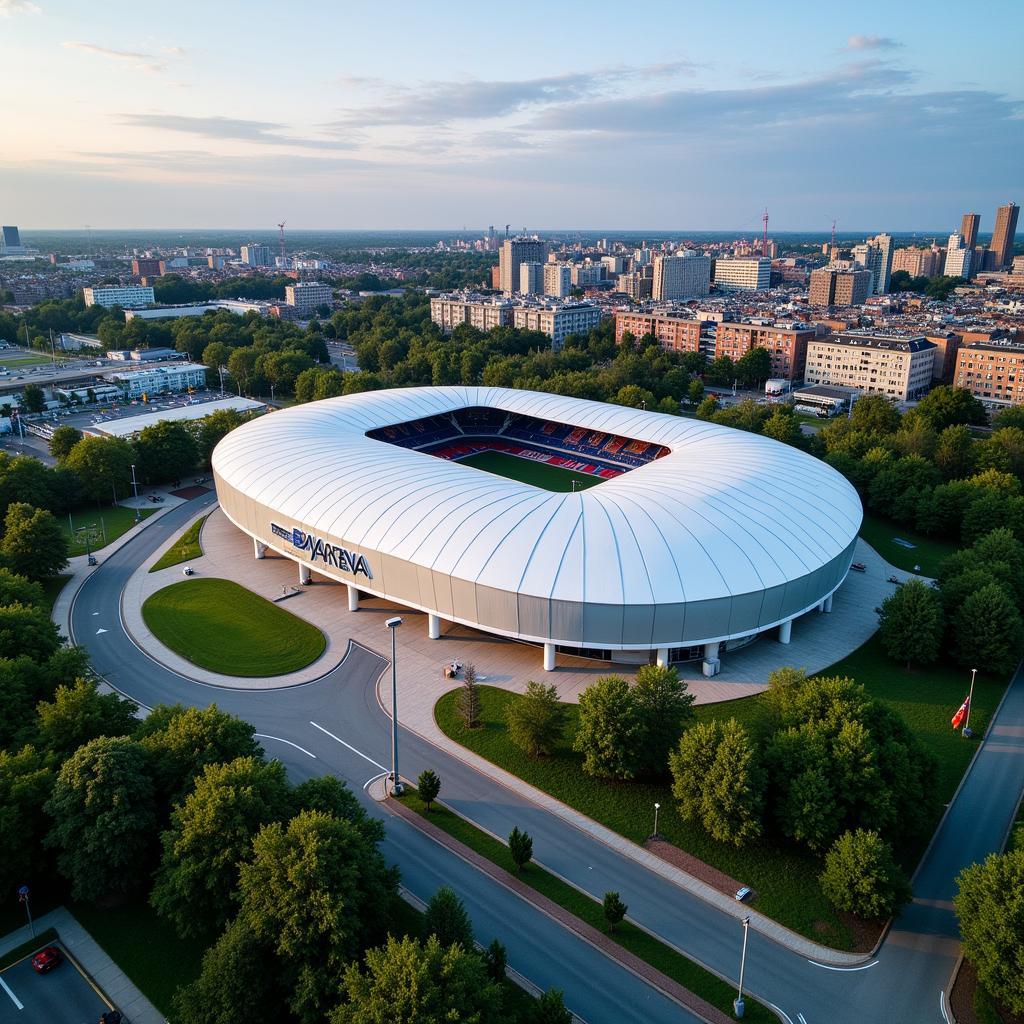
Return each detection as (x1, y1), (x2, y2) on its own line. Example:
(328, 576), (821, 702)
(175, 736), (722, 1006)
(734, 915), (750, 1019)
(130, 463), (140, 523)
(652, 801), (661, 838)
(17, 885), (34, 938)
(385, 616), (404, 796)
(963, 668), (977, 738)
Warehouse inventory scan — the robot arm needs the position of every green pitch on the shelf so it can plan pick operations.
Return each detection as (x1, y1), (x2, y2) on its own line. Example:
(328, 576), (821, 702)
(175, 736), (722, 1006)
(457, 449), (601, 492)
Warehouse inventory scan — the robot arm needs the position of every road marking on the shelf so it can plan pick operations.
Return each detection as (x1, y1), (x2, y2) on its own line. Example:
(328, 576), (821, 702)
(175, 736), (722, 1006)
(95, 628), (107, 634)
(806, 958), (878, 972)
(0, 974), (23, 1010)
(769, 1005), (794, 1024)
(797, 1014), (808, 1024)
(92, 611), (98, 616)
(939, 991), (949, 1023)
(309, 721), (387, 771)
(254, 734), (316, 758)
(364, 770), (389, 790)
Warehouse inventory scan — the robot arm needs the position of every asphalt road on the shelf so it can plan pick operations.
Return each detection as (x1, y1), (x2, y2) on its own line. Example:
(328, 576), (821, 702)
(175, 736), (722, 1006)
(71, 495), (1024, 1024)
(0, 947), (109, 1024)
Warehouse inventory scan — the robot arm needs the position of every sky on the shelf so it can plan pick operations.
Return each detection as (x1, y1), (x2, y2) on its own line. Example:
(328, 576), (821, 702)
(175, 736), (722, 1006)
(2, 0), (1022, 232)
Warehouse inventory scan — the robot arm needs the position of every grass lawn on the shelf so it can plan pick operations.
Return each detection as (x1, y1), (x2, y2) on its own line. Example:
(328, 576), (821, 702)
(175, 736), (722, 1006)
(142, 578), (326, 676)
(63, 505), (156, 556)
(435, 637), (1007, 950)
(859, 512), (956, 577)
(40, 574), (70, 612)
(458, 450), (601, 492)
(399, 789), (773, 1022)
(1, 353), (51, 368)
(149, 515), (208, 572)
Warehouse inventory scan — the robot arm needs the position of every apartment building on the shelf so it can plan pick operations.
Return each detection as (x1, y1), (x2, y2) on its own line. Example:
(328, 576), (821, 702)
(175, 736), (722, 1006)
(991, 202), (1020, 268)
(616, 271), (653, 300)
(519, 261), (543, 295)
(712, 257), (771, 292)
(714, 321), (818, 380)
(808, 268), (871, 307)
(104, 362), (208, 398)
(83, 285), (155, 309)
(892, 246), (941, 278)
(614, 312), (702, 353)
(953, 339), (1024, 407)
(240, 243), (272, 267)
(653, 252), (711, 300)
(132, 258), (162, 277)
(499, 238), (545, 293)
(512, 303), (602, 350)
(944, 234), (973, 278)
(284, 281), (332, 313)
(803, 333), (936, 400)
(430, 295), (514, 332)
(543, 263), (571, 298)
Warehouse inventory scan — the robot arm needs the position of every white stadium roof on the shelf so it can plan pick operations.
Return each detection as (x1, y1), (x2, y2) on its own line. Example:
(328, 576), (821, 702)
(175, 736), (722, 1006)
(213, 387), (862, 613)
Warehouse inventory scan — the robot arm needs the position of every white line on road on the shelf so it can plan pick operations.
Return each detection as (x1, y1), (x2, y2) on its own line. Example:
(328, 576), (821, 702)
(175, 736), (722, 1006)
(254, 734), (316, 758)
(95, 627), (107, 634)
(806, 958), (878, 972)
(0, 974), (23, 1010)
(797, 1014), (808, 1024)
(939, 990), (950, 1023)
(309, 721), (387, 771)
(363, 770), (389, 791)
(769, 1004), (794, 1024)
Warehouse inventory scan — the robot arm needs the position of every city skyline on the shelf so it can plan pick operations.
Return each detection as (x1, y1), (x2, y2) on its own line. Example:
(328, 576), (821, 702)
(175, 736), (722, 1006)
(1, 0), (1022, 230)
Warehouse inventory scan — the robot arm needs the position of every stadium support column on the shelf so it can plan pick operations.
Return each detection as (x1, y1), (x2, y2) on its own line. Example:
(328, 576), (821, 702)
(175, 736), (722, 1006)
(543, 642), (556, 672)
(823, 594), (833, 613)
(298, 562), (311, 585)
(347, 585), (359, 612)
(254, 539), (266, 559)
(656, 647), (670, 668)
(702, 641), (720, 678)
(778, 618), (792, 644)
(428, 613), (441, 640)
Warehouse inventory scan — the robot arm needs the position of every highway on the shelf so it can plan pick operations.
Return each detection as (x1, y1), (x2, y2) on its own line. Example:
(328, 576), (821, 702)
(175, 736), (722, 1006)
(71, 494), (1024, 1024)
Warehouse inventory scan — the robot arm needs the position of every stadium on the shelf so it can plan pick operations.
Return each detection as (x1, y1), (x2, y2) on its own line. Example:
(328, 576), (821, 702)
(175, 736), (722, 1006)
(211, 386), (863, 672)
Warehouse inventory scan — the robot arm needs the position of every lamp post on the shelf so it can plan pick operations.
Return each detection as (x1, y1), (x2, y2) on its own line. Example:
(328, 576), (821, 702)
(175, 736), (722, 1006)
(734, 915), (750, 1018)
(130, 463), (140, 523)
(18, 886), (34, 938)
(963, 668), (977, 738)
(652, 801), (660, 838)
(385, 616), (404, 795)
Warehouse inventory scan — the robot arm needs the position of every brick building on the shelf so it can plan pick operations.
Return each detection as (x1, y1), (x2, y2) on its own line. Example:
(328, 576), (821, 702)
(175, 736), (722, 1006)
(953, 339), (1024, 407)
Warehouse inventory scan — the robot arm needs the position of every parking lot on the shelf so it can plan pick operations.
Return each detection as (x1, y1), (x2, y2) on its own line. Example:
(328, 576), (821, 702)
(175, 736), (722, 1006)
(0, 942), (112, 1024)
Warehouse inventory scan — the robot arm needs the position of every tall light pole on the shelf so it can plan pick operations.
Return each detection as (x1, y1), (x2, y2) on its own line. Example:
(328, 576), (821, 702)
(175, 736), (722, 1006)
(963, 667), (977, 738)
(652, 801), (660, 838)
(130, 463), (140, 523)
(18, 885), (34, 938)
(385, 616), (404, 795)
(734, 915), (750, 1019)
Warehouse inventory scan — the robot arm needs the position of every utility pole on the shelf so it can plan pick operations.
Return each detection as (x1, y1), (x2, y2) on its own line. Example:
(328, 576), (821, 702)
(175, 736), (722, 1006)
(385, 617), (404, 796)
(734, 916), (751, 1018)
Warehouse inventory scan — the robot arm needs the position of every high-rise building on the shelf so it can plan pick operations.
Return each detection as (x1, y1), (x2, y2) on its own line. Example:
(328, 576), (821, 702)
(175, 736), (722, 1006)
(1, 226), (25, 255)
(132, 258), (163, 277)
(990, 202), (1020, 269)
(712, 257), (771, 292)
(240, 243), (272, 267)
(572, 263), (603, 287)
(519, 261), (543, 295)
(499, 238), (545, 293)
(851, 234), (893, 294)
(543, 263), (571, 298)
(954, 339), (1024, 407)
(944, 234), (972, 278)
(616, 271), (653, 300)
(652, 252), (711, 300)
(809, 268), (871, 307)
(285, 281), (333, 313)
(960, 213), (980, 252)
(892, 246), (941, 278)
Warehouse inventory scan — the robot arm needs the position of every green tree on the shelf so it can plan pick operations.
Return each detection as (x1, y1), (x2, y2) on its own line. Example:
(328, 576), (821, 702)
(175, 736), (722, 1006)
(151, 757), (291, 938)
(877, 579), (944, 668)
(763, 410), (802, 446)
(0, 566), (45, 608)
(953, 583), (1024, 675)
(288, 774), (382, 842)
(933, 423), (976, 480)
(695, 395), (720, 420)
(417, 768), (440, 813)
(820, 829), (911, 918)
(614, 384), (656, 409)
(458, 662), (481, 729)
(191, 408), (249, 466)
(735, 346), (771, 388)
(1, 502), (68, 580)
(508, 825), (533, 873)
(687, 378), (705, 404)
(505, 680), (568, 758)
(632, 664), (695, 777)
(43, 736), (156, 901)
(35, 677), (138, 758)
(64, 435), (136, 502)
(914, 385), (987, 430)
(330, 934), (503, 1024)
(573, 675), (643, 780)
(49, 425), (83, 462)
(976, 427), (1024, 480)
(0, 601), (62, 661)
(134, 420), (199, 484)
(955, 849), (1024, 1014)
(994, 406), (1024, 431)
(227, 347), (260, 394)
(21, 383), (45, 414)
(533, 988), (573, 1024)
(482, 938), (507, 982)
(602, 891), (627, 932)
(849, 393), (901, 435)
(0, 745), (54, 899)
(424, 885), (474, 950)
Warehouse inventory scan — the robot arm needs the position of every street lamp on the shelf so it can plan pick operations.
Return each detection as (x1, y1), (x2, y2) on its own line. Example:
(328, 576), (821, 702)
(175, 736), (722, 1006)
(963, 668), (977, 738)
(385, 616), (404, 796)
(734, 915), (750, 1019)
(130, 463), (140, 523)
(17, 885), (34, 938)
(652, 801), (661, 838)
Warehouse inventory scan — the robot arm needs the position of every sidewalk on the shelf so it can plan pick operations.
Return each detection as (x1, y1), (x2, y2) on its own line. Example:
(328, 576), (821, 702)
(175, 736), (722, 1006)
(0, 907), (166, 1024)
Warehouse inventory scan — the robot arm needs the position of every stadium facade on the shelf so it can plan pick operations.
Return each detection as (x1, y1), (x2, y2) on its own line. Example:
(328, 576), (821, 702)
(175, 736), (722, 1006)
(212, 387), (863, 673)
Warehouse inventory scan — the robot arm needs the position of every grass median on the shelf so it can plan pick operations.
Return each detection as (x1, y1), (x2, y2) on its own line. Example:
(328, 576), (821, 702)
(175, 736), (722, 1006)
(63, 505), (156, 556)
(398, 788), (773, 1023)
(142, 577), (326, 676)
(149, 514), (208, 572)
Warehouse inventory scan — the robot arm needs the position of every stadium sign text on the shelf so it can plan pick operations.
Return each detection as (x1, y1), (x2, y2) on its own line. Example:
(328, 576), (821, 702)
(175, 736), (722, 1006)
(270, 523), (373, 579)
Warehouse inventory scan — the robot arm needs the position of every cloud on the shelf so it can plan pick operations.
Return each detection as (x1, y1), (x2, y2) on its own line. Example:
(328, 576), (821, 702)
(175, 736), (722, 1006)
(0, 0), (40, 14)
(844, 34), (902, 51)
(118, 113), (358, 150)
(62, 41), (171, 73)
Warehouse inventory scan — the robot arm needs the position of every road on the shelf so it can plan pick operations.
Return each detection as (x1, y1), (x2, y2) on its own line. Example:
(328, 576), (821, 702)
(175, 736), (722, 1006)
(71, 495), (1024, 1024)
(0, 947), (109, 1024)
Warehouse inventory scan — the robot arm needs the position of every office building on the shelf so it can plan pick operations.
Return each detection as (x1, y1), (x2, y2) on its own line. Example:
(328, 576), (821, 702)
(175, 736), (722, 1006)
(572, 263), (604, 287)
(714, 322), (817, 381)
(285, 281), (333, 313)
(712, 257), (771, 292)
(132, 258), (162, 277)
(499, 238), (545, 293)
(616, 271), (653, 300)
(104, 362), (208, 398)
(944, 234), (973, 278)
(601, 255), (627, 276)
(512, 303), (602, 350)
(953, 339), (1024, 408)
(0, 226), (24, 255)
(804, 333), (936, 400)
(653, 252), (712, 300)
(809, 269), (871, 307)
(543, 263), (572, 298)
(961, 213), (980, 252)
(519, 261), (544, 295)
(991, 202), (1020, 269)
(240, 243), (272, 268)
(614, 313), (702, 353)
(83, 285), (155, 309)
(892, 246), (941, 278)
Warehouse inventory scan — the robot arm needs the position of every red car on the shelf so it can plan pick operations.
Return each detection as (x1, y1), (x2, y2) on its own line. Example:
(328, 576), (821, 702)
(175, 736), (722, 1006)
(30, 946), (63, 973)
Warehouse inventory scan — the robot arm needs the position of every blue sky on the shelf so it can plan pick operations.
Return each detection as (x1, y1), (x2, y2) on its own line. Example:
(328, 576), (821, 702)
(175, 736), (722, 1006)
(2, 0), (1021, 231)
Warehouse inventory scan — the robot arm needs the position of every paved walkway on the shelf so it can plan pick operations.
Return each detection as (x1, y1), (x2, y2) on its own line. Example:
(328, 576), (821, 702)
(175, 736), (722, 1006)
(0, 907), (165, 1024)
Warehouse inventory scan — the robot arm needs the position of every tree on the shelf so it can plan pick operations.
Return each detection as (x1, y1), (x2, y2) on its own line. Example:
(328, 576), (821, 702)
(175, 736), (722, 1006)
(151, 757), (291, 938)
(695, 395), (720, 420)
(763, 410), (802, 447)
(288, 774), (382, 842)
(1, 502), (68, 580)
(994, 406), (1024, 431)
(330, 934), (503, 1024)
(49, 425), (83, 462)
(0, 601), (62, 661)
(134, 420), (199, 484)
(573, 675), (643, 780)
(482, 938), (507, 982)
(602, 891), (627, 932)
(35, 677), (138, 758)
(191, 408), (248, 466)
(735, 346), (771, 388)
(424, 885), (475, 950)
(238, 810), (398, 1023)
(932, 423), (976, 480)
(877, 579), (944, 668)
(955, 849), (1024, 1014)
(953, 583), (1024, 675)
(632, 664), (695, 777)
(687, 378), (705, 404)
(508, 826), (533, 873)
(64, 435), (136, 502)
(0, 566), (45, 608)
(43, 736), (156, 901)
(21, 383), (45, 414)
(914, 385), (987, 431)
(457, 662), (481, 728)
(820, 829), (910, 919)
(534, 989), (573, 1024)
(417, 768), (440, 813)
(0, 745), (54, 899)
(849, 393), (901, 435)
(976, 426), (1024, 480)
(614, 384), (656, 409)
(505, 680), (567, 758)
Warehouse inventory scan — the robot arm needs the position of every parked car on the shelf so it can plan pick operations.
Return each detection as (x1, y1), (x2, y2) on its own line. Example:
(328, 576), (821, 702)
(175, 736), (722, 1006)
(850, 562), (867, 572)
(31, 946), (63, 973)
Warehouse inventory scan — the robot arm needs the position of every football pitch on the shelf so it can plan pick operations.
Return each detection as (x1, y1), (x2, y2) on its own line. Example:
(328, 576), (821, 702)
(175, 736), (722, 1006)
(458, 450), (601, 492)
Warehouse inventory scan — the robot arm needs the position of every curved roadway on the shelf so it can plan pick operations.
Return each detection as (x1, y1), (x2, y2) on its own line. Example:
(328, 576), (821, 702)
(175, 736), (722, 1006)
(72, 496), (1024, 1024)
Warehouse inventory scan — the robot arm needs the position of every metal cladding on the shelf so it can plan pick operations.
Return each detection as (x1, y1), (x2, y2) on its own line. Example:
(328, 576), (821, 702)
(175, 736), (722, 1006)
(211, 386), (863, 652)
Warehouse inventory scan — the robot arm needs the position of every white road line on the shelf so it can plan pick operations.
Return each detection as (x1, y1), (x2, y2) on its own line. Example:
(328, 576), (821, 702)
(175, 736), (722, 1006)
(806, 959), (879, 972)
(0, 974), (23, 1010)
(309, 721), (387, 771)
(254, 734), (316, 758)
(797, 1014), (808, 1024)
(939, 990), (950, 1024)
(769, 1004), (794, 1024)
(363, 770), (389, 791)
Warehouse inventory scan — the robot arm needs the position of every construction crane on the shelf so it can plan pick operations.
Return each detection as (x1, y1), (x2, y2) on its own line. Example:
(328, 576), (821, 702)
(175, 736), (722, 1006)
(761, 208), (769, 258)
(277, 221), (287, 261)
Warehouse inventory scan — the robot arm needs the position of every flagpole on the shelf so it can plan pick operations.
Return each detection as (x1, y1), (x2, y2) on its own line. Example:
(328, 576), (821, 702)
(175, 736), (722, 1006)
(963, 668), (977, 738)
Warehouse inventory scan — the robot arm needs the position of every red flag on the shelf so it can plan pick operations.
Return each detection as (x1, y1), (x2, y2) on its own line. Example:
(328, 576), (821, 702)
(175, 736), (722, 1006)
(951, 697), (970, 730)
